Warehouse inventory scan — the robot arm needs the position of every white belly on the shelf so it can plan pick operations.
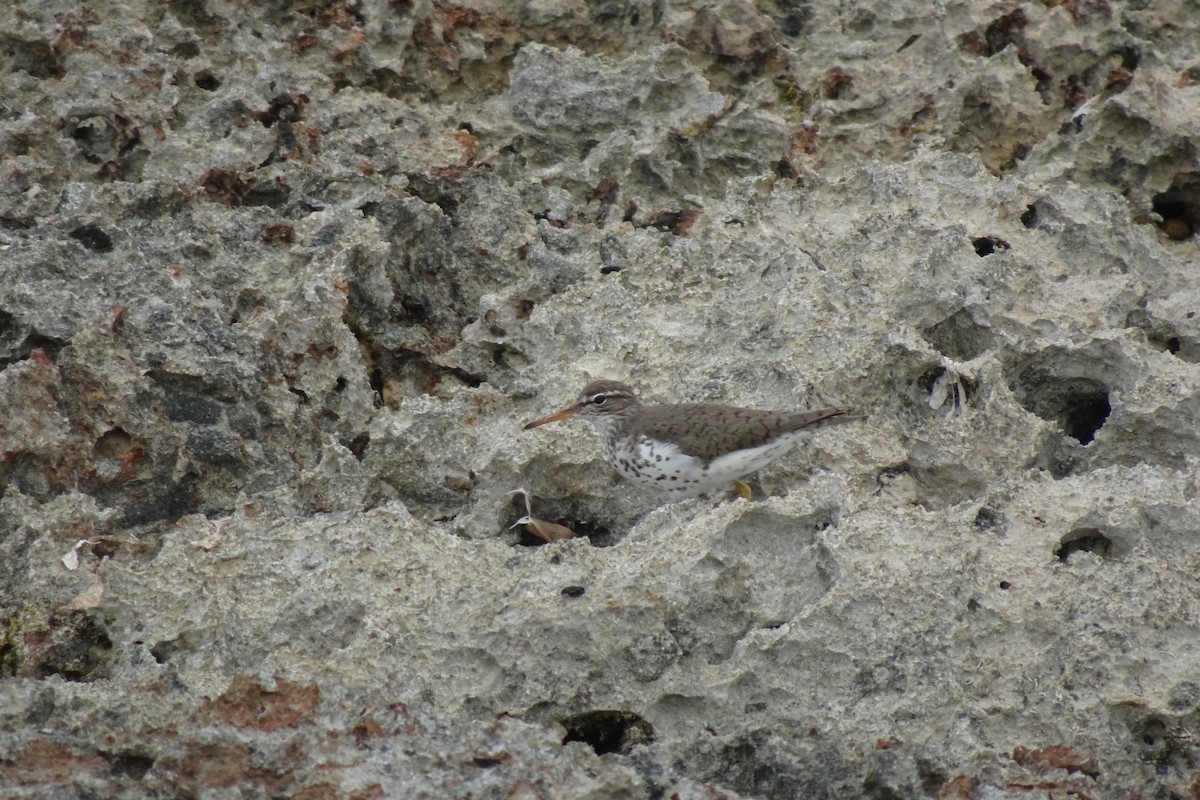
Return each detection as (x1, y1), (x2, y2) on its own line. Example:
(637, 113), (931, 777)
(605, 433), (805, 497)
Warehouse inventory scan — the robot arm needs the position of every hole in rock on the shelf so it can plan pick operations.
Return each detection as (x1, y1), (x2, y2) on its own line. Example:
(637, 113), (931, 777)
(1154, 334), (1200, 363)
(984, 8), (1027, 56)
(561, 710), (655, 755)
(512, 298), (535, 319)
(405, 173), (461, 215)
(923, 308), (993, 361)
(973, 506), (1003, 533)
(507, 494), (616, 547)
(35, 614), (113, 682)
(1059, 386), (1111, 444)
(193, 70), (220, 91)
(0, 320), (66, 370)
(105, 751), (155, 780)
(69, 224), (113, 253)
(485, 342), (528, 372)
(971, 236), (1009, 256)
(1134, 717), (1169, 757)
(1055, 528), (1113, 562)
(1113, 44), (1140, 73)
(344, 432), (370, 460)
(1011, 367), (1111, 445)
(1151, 181), (1199, 241)
(1123, 308), (1200, 364)
(150, 632), (193, 664)
(255, 93), (308, 127)
(5, 37), (64, 78)
(779, 7), (813, 36)
(917, 364), (975, 408)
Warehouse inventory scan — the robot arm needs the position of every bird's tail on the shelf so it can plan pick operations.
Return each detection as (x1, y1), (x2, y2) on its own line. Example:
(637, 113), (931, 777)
(784, 407), (866, 433)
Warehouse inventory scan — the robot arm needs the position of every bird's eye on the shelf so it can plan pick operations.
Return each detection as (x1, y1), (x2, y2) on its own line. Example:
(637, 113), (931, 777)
(593, 394), (608, 405)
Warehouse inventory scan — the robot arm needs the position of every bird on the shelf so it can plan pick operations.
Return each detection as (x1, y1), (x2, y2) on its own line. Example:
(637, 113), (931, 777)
(524, 379), (864, 499)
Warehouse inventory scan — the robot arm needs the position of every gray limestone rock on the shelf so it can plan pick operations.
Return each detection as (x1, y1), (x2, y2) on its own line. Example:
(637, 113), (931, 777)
(2, 0), (1199, 797)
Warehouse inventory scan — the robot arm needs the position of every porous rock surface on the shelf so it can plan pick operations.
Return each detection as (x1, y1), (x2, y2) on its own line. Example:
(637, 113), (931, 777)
(2, 0), (1199, 798)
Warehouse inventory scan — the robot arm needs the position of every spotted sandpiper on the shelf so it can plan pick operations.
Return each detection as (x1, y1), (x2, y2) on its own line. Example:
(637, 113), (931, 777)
(524, 380), (864, 499)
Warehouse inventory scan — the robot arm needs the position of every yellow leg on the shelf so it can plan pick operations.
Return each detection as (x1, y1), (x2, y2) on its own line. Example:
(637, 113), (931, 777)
(733, 479), (753, 500)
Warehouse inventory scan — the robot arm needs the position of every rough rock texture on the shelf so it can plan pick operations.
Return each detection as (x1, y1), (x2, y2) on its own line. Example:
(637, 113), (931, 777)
(2, 0), (1199, 797)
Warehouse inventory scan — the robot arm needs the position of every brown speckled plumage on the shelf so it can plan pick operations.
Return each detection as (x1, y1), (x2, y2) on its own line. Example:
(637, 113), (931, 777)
(525, 380), (864, 498)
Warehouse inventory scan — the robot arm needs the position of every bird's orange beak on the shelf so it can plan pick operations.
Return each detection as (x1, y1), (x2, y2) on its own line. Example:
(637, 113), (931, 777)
(523, 404), (579, 429)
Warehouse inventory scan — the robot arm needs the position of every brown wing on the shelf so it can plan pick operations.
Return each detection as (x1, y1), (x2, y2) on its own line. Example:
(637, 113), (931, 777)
(634, 403), (863, 464)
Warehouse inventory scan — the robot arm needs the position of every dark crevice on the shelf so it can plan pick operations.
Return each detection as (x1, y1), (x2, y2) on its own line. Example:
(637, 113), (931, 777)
(1055, 527), (1113, 562)
(103, 751), (155, 780)
(194, 70), (220, 90)
(395, 347), (484, 391)
(1126, 307), (1200, 364)
(150, 633), (191, 664)
(507, 493), (615, 547)
(154, 386), (231, 425)
(255, 93), (309, 127)
(1062, 388), (1110, 444)
(1010, 368), (1111, 445)
(923, 309), (993, 361)
(0, 315), (68, 370)
(1151, 181), (1199, 241)
(973, 506), (1004, 533)
(971, 236), (1009, 256)
(69, 224), (114, 253)
(0, 331), (67, 371)
(171, 41), (201, 58)
(343, 432), (370, 460)
(636, 208), (701, 236)
(917, 364), (975, 405)
(345, 310), (485, 403)
(118, 475), (199, 528)
(33, 613), (113, 682)
(1, 35), (65, 78)
(405, 173), (464, 216)
(561, 710), (655, 755)
(983, 9), (1027, 56)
